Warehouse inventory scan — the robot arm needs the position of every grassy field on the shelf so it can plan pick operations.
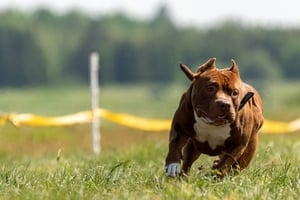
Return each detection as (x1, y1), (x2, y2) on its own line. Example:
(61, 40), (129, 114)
(0, 135), (299, 199)
(0, 83), (299, 199)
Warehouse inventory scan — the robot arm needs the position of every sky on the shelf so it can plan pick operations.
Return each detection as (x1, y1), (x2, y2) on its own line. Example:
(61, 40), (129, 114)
(0, 0), (300, 27)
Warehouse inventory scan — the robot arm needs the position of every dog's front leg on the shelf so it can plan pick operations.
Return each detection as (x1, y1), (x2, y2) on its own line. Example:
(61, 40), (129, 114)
(165, 128), (188, 177)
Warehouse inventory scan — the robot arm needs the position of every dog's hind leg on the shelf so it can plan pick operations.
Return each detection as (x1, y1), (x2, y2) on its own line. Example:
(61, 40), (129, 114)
(182, 139), (201, 175)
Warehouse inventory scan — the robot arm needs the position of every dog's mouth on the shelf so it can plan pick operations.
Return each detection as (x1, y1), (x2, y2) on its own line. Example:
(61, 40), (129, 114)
(196, 109), (231, 126)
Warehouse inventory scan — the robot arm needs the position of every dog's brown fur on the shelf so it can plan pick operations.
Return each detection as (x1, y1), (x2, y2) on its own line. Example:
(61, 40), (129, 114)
(165, 58), (264, 177)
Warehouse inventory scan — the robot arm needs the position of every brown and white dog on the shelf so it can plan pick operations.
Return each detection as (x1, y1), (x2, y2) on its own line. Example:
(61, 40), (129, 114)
(165, 58), (264, 177)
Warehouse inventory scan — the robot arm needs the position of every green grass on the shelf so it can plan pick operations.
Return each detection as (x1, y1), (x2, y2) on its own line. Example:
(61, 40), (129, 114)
(0, 84), (183, 117)
(0, 85), (91, 115)
(0, 83), (299, 199)
(0, 135), (299, 200)
(263, 81), (300, 120)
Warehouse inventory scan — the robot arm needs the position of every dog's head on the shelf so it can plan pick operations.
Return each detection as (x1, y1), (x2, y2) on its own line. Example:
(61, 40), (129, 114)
(180, 58), (253, 126)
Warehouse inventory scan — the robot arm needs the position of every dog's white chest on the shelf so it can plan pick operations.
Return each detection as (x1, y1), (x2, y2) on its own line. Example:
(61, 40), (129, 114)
(193, 116), (231, 150)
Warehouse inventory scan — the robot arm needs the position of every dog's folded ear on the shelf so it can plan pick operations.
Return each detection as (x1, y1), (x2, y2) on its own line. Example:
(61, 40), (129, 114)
(197, 58), (216, 73)
(238, 92), (254, 111)
(180, 58), (216, 81)
(229, 59), (240, 76)
(180, 63), (194, 81)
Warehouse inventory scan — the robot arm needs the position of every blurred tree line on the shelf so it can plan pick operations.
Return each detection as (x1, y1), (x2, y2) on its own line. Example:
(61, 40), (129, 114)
(0, 6), (300, 87)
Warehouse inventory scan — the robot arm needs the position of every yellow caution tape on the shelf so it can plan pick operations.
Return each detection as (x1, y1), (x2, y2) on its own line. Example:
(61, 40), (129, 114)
(100, 109), (171, 132)
(6, 111), (95, 127)
(0, 109), (299, 134)
(288, 118), (300, 132)
(260, 119), (290, 134)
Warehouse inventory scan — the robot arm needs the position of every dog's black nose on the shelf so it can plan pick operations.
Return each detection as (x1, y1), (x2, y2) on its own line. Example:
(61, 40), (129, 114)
(216, 99), (231, 111)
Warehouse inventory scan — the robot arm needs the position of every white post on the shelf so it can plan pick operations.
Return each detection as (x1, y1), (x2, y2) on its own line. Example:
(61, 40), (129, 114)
(90, 52), (100, 154)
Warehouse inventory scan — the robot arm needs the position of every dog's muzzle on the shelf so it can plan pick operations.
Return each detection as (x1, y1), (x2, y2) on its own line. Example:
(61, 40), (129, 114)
(195, 107), (232, 126)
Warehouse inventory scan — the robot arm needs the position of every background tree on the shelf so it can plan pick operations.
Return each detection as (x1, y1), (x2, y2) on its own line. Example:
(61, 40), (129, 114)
(0, 24), (47, 86)
(0, 7), (300, 87)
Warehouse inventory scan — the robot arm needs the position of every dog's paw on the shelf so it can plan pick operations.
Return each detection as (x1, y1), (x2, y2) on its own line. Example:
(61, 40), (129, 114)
(212, 159), (220, 169)
(165, 163), (181, 177)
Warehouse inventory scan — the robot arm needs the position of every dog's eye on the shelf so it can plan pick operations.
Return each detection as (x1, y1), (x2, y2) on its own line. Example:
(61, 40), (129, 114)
(232, 89), (239, 97)
(206, 85), (217, 93)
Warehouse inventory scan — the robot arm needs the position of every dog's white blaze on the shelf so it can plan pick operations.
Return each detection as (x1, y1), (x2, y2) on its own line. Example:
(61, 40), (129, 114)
(193, 111), (231, 150)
